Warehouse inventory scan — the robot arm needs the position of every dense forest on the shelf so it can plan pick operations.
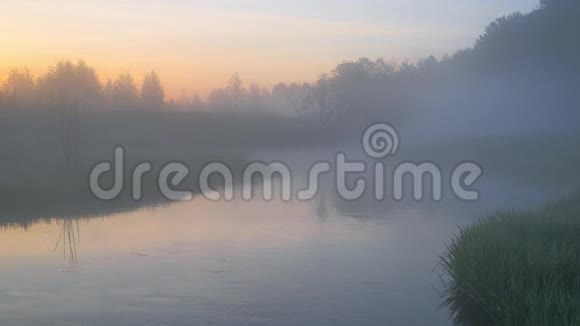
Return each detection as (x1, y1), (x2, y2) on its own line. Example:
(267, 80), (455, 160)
(0, 0), (578, 134)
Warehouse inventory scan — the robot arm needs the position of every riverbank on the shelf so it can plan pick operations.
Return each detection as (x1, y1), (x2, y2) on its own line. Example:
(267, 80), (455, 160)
(0, 110), (346, 226)
(441, 191), (580, 325)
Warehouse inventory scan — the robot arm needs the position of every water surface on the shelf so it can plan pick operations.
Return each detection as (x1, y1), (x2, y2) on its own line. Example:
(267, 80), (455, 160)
(0, 149), (563, 326)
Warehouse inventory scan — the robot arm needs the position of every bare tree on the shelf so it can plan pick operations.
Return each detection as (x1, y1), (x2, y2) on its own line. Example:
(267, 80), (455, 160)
(226, 72), (245, 111)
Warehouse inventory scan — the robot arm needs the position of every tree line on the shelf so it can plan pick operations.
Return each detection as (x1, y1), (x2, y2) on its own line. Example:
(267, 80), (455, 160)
(1, 0), (578, 126)
(0, 60), (165, 111)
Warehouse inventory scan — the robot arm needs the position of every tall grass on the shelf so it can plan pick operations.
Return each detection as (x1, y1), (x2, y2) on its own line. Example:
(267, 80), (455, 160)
(440, 192), (580, 325)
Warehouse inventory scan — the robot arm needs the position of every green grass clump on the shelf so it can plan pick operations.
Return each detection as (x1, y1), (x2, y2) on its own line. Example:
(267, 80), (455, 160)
(441, 192), (580, 325)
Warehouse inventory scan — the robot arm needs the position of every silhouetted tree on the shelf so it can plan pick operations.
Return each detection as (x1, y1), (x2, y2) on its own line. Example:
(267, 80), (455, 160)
(272, 82), (315, 113)
(314, 74), (337, 125)
(315, 57), (411, 125)
(103, 78), (114, 110)
(2, 68), (36, 109)
(416, 56), (439, 74)
(111, 72), (138, 110)
(34, 60), (102, 166)
(226, 73), (245, 111)
(36, 60), (103, 110)
(247, 83), (265, 112)
(140, 71), (165, 110)
(470, 0), (580, 72)
(207, 73), (247, 112)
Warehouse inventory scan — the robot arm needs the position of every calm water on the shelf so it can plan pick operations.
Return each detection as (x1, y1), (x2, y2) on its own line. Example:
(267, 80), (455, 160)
(0, 149), (563, 326)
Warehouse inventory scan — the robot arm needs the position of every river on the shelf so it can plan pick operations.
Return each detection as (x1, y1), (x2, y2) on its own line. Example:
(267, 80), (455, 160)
(0, 148), (563, 326)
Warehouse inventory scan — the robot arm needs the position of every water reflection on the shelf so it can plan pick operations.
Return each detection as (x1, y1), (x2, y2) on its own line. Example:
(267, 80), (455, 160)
(0, 188), (172, 229)
(0, 169), (565, 264)
(0, 153), (568, 325)
(53, 219), (80, 263)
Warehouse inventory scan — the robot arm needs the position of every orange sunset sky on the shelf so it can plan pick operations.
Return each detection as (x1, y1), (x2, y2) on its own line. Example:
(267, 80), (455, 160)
(0, 0), (537, 98)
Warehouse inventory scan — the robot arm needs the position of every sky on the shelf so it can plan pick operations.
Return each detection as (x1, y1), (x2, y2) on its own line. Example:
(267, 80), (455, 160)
(0, 0), (539, 98)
